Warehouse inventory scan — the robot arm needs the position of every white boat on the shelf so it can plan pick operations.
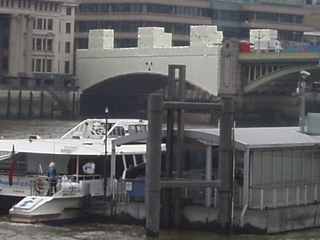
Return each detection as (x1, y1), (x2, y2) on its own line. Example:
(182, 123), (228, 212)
(9, 175), (89, 224)
(0, 118), (150, 217)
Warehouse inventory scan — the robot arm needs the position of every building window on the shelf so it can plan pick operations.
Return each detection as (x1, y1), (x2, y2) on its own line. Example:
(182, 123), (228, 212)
(66, 6), (72, 15)
(36, 59), (41, 72)
(176, 6), (199, 17)
(36, 38), (41, 50)
(64, 61), (70, 73)
(37, 18), (42, 29)
(114, 38), (137, 48)
(43, 39), (46, 50)
(174, 23), (190, 35)
(146, 21), (172, 32)
(47, 59), (52, 72)
(112, 3), (142, 13)
(75, 38), (88, 49)
(47, 39), (53, 51)
(48, 19), (53, 30)
(147, 4), (172, 14)
(66, 22), (71, 33)
(42, 59), (46, 72)
(65, 41), (71, 53)
(78, 3), (109, 13)
(112, 21), (141, 32)
(76, 21), (109, 32)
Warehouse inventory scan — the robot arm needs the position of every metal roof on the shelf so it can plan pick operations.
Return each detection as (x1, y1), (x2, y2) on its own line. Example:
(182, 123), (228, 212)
(107, 126), (320, 152)
(185, 127), (320, 151)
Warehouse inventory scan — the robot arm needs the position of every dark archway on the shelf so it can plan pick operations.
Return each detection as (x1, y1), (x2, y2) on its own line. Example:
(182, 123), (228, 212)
(80, 72), (168, 118)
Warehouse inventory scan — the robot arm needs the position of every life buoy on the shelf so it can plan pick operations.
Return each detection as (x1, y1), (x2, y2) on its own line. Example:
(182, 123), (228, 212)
(34, 177), (44, 193)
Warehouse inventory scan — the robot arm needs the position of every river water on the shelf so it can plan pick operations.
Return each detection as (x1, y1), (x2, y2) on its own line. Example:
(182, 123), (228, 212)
(1, 119), (320, 239)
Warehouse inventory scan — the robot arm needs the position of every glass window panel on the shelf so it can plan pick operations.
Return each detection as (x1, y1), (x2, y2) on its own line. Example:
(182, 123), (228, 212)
(313, 150), (320, 183)
(135, 155), (144, 165)
(48, 19), (53, 30)
(293, 149), (303, 183)
(283, 149), (293, 183)
(252, 151), (263, 186)
(273, 150), (283, 185)
(303, 149), (313, 183)
(262, 151), (273, 185)
(46, 59), (52, 72)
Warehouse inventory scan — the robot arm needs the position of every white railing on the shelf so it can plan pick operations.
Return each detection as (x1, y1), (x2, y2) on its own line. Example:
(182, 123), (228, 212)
(111, 178), (320, 210)
(249, 183), (320, 209)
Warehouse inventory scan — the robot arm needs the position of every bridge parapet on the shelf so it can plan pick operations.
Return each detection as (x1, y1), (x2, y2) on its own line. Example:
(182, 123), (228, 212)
(239, 52), (320, 63)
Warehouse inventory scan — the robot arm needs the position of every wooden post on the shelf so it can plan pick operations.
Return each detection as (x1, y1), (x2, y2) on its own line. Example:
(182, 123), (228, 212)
(6, 91), (11, 118)
(163, 66), (175, 228)
(29, 91), (33, 119)
(18, 90), (22, 119)
(146, 94), (163, 238)
(40, 91), (44, 118)
(217, 96), (234, 235)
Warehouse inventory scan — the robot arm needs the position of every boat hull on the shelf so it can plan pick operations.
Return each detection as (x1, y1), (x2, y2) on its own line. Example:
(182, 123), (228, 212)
(9, 208), (86, 225)
(9, 195), (86, 225)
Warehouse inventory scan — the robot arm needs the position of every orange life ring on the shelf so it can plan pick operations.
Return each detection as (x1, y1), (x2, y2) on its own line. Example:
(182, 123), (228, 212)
(34, 177), (44, 193)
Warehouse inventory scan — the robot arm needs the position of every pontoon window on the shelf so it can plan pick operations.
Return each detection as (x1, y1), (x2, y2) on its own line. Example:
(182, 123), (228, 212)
(252, 148), (320, 187)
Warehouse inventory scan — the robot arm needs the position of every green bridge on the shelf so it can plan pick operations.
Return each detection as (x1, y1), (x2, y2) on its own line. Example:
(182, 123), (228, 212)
(238, 52), (320, 94)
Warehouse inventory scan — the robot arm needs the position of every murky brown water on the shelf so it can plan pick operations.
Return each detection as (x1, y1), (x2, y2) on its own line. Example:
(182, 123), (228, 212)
(1, 119), (320, 239)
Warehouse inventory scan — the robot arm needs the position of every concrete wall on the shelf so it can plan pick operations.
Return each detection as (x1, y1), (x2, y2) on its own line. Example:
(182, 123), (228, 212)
(92, 201), (320, 234)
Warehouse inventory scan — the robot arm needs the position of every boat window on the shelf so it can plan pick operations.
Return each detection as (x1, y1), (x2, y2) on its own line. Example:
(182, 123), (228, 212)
(109, 126), (125, 138)
(115, 155), (124, 179)
(128, 125), (148, 134)
(0, 153), (27, 174)
(124, 155), (134, 169)
(91, 122), (105, 136)
(135, 154), (144, 165)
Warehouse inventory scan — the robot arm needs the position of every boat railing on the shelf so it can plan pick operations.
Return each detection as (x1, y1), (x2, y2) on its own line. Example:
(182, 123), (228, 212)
(62, 174), (102, 182)
(29, 174), (102, 197)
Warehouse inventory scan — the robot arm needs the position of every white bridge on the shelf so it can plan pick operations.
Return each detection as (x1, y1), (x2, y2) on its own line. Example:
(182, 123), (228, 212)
(76, 26), (224, 116)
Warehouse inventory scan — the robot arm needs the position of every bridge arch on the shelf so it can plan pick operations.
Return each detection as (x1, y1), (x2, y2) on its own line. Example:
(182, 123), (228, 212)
(80, 71), (214, 117)
(243, 63), (318, 93)
(83, 72), (168, 95)
(81, 72), (168, 117)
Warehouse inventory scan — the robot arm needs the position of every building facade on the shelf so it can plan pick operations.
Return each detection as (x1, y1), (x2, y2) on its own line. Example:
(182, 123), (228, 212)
(0, 0), (78, 83)
(74, 0), (320, 50)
